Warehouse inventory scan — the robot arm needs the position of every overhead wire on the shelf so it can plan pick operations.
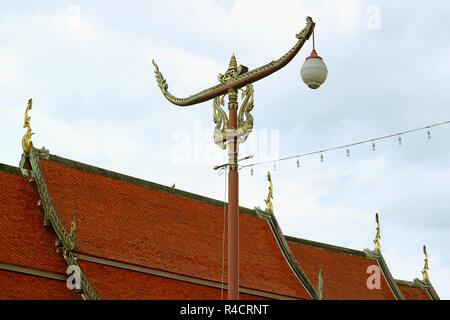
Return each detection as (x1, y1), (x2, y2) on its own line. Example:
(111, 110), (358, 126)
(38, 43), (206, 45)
(241, 120), (450, 170)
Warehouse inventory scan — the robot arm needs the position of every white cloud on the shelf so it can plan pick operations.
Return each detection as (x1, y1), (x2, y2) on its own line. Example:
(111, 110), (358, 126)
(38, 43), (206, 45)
(140, 39), (223, 96)
(0, 49), (19, 84)
(52, 5), (99, 42)
(1, 0), (449, 299)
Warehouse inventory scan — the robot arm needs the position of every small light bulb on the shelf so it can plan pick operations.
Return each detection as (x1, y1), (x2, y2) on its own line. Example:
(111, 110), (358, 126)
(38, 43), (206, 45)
(398, 136), (402, 145)
(372, 142), (376, 151)
(296, 158), (300, 167)
(250, 167), (254, 176)
(346, 148), (350, 157)
(427, 130), (431, 139)
(273, 164), (276, 172)
(320, 154), (324, 162)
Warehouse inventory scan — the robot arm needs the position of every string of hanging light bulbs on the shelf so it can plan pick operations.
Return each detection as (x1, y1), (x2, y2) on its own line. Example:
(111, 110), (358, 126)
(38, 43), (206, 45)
(241, 120), (450, 175)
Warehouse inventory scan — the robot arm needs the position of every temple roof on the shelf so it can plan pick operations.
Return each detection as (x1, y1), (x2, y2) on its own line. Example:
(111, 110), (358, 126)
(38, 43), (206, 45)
(287, 237), (396, 299)
(0, 149), (439, 300)
(0, 165), (80, 300)
(37, 155), (310, 299)
(396, 280), (432, 300)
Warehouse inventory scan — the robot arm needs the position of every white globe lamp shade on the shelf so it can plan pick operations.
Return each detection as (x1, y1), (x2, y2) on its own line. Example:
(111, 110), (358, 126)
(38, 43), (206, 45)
(301, 49), (328, 89)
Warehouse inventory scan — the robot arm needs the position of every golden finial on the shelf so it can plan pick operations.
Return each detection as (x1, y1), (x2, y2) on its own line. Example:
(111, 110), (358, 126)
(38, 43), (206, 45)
(264, 171), (274, 212)
(422, 245), (429, 280)
(22, 98), (34, 153)
(218, 54), (247, 83)
(373, 213), (381, 251)
(229, 54), (237, 70)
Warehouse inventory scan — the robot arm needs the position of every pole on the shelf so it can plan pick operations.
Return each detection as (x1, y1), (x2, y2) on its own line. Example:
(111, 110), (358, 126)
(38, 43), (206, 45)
(152, 17), (318, 301)
(227, 88), (239, 300)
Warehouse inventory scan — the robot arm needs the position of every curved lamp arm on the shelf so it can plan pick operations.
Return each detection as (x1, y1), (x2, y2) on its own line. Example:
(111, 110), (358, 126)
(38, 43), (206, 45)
(152, 17), (315, 107)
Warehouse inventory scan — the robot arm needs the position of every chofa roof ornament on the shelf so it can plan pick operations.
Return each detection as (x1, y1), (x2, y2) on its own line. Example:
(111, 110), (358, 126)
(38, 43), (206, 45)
(265, 171), (274, 212)
(373, 213), (381, 251)
(22, 98), (34, 154)
(422, 245), (429, 280)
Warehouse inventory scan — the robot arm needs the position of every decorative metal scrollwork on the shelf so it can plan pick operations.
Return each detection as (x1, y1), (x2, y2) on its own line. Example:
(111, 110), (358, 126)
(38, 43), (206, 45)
(237, 84), (254, 144)
(213, 95), (228, 150)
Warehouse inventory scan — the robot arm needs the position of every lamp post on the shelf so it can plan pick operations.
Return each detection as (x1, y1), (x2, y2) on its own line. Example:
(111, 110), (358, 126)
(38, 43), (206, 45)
(152, 16), (326, 300)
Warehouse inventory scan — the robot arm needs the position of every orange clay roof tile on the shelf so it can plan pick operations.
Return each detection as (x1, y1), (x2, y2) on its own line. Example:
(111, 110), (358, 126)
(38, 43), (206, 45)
(78, 260), (268, 300)
(0, 170), (69, 275)
(398, 283), (431, 300)
(39, 159), (310, 299)
(287, 239), (397, 299)
(0, 269), (79, 300)
(1, 155), (435, 300)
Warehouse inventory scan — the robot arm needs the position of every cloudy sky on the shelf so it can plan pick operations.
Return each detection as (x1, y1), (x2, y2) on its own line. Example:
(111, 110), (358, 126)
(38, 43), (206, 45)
(1, 0), (449, 298)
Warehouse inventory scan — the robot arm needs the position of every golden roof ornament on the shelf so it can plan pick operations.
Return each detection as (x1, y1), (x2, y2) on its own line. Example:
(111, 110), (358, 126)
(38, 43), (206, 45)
(373, 213), (381, 251)
(264, 171), (274, 212)
(212, 94), (228, 150)
(22, 98), (34, 154)
(229, 54), (237, 69)
(422, 245), (429, 280)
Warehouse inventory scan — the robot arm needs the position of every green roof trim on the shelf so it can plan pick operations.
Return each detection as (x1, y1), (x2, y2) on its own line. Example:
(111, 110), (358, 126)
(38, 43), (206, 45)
(395, 279), (421, 288)
(27, 149), (100, 300)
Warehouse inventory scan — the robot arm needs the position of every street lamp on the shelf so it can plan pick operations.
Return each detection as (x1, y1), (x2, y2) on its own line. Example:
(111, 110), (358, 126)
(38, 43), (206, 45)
(301, 26), (328, 89)
(152, 16), (326, 300)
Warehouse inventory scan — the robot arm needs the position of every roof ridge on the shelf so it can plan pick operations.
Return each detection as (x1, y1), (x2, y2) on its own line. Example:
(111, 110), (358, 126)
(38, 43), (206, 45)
(44, 153), (259, 218)
(395, 278), (440, 300)
(285, 235), (367, 258)
(0, 163), (27, 177)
